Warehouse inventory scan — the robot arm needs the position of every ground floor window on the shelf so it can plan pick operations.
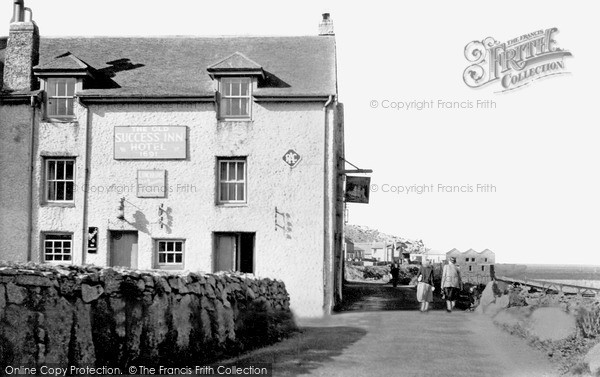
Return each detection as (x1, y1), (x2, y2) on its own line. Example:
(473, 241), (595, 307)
(43, 233), (72, 263)
(156, 239), (184, 269)
(214, 232), (254, 273)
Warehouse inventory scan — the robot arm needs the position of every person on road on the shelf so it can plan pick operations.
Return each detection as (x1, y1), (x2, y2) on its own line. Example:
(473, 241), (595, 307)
(441, 257), (462, 312)
(390, 263), (400, 287)
(416, 259), (435, 312)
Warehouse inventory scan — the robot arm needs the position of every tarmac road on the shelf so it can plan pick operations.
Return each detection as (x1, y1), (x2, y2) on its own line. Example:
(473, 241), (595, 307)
(220, 282), (560, 377)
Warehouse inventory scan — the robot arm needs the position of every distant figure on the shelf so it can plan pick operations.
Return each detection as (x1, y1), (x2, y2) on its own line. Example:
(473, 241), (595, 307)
(390, 263), (400, 287)
(416, 259), (435, 312)
(442, 257), (462, 313)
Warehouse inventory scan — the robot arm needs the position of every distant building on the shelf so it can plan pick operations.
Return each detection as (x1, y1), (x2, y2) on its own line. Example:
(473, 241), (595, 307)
(446, 248), (495, 284)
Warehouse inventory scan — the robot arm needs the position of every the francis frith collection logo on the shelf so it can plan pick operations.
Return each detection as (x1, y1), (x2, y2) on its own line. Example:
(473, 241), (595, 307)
(463, 28), (572, 92)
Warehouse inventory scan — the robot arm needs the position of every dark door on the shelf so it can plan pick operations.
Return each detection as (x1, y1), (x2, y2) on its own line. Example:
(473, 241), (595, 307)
(109, 231), (138, 268)
(214, 232), (254, 273)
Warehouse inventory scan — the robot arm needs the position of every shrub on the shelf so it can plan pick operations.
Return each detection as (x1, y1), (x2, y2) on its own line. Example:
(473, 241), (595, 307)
(576, 304), (600, 339)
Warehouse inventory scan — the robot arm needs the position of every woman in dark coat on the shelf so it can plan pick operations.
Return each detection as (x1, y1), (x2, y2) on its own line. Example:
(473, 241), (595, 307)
(390, 263), (400, 287)
(416, 259), (435, 312)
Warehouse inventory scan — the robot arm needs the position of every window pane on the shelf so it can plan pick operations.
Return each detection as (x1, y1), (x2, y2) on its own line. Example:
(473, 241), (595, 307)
(166, 242), (173, 251)
(228, 183), (235, 200)
(158, 242), (165, 252)
(56, 182), (65, 200)
(236, 163), (244, 181)
(65, 161), (74, 180)
(228, 162), (236, 180)
(240, 81), (249, 96)
(64, 255), (71, 261)
(220, 183), (228, 201)
(222, 80), (231, 96)
(167, 254), (174, 263)
(239, 98), (249, 116)
(175, 242), (182, 252)
(66, 80), (75, 96)
(236, 183), (244, 200)
(159, 253), (165, 263)
(57, 161), (65, 180)
(65, 182), (74, 201)
(220, 162), (227, 180)
(66, 98), (74, 116)
(231, 99), (241, 116)
(57, 80), (66, 96)
(56, 99), (67, 116)
(231, 81), (240, 96)
(48, 160), (56, 180)
(221, 98), (231, 116)
(175, 254), (182, 263)
(47, 182), (56, 200)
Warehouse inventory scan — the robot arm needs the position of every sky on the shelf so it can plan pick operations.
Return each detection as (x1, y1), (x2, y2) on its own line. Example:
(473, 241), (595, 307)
(2, 1), (599, 265)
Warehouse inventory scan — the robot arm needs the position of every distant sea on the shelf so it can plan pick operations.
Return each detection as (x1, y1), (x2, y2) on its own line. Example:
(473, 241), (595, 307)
(495, 264), (600, 288)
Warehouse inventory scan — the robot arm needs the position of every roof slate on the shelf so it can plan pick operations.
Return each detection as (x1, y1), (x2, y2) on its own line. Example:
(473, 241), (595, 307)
(34, 51), (90, 71)
(0, 36), (337, 97)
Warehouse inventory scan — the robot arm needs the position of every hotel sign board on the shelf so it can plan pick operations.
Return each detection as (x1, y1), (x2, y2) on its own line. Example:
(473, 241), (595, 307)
(114, 126), (186, 159)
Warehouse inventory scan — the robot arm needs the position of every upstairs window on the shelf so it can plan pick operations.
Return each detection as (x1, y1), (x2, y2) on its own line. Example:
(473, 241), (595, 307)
(45, 158), (75, 203)
(218, 158), (247, 204)
(219, 78), (251, 120)
(46, 78), (76, 118)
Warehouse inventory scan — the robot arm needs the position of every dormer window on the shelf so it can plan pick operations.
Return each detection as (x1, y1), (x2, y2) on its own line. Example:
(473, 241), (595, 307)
(207, 52), (264, 122)
(34, 51), (95, 121)
(46, 78), (76, 117)
(219, 77), (251, 119)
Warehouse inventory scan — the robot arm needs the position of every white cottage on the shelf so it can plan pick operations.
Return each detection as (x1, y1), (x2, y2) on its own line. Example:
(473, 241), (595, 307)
(0, 2), (345, 317)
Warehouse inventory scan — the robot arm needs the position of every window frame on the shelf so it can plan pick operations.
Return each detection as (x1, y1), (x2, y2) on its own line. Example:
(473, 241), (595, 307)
(44, 157), (76, 205)
(218, 77), (252, 121)
(217, 157), (247, 205)
(42, 77), (80, 120)
(42, 232), (73, 264)
(155, 239), (185, 270)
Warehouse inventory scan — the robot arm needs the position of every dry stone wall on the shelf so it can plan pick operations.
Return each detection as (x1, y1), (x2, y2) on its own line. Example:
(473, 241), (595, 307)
(0, 262), (296, 368)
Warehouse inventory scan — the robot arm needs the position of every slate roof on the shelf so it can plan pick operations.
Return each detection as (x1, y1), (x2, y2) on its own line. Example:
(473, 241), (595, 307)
(34, 51), (91, 72)
(0, 36), (337, 98)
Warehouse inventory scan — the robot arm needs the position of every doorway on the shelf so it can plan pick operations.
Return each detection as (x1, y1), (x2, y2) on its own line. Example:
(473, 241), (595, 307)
(109, 231), (138, 268)
(214, 232), (254, 273)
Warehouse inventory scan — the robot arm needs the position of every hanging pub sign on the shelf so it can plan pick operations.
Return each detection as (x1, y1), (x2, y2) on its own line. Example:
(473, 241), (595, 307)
(87, 227), (98, 253)
(345, 176), (371, 204)
(137, 170), (166, 198)
(114, 126), (187, 159)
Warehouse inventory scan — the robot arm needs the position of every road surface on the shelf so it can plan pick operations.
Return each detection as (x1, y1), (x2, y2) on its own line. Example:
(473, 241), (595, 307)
(220, 282), (560, 377)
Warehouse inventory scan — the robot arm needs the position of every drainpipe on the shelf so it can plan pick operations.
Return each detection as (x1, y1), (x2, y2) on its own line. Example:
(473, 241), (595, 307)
(323, 94), (334, 314)
(79, 99), (92, 265)
(26, 93), (39, 262)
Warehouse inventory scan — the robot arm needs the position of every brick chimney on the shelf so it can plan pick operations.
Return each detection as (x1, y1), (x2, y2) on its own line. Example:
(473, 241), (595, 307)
(318, 13), (334, 36)
(2, 0), (39, 92)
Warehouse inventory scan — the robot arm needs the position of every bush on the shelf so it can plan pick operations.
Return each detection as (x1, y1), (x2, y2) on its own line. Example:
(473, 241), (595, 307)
(576, 304), (600, 339)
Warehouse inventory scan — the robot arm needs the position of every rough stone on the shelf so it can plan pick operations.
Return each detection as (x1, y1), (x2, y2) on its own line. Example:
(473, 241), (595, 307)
(584, 342), (600, 375)
(0, 284), (6, 313)
(81, 284), (104, 303)
(6, 282), (28, 304)
(526, 307), (577, 341)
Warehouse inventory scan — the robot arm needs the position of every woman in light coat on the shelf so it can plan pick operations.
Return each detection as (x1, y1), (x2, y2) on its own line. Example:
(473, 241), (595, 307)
(441, 257), (462, 312)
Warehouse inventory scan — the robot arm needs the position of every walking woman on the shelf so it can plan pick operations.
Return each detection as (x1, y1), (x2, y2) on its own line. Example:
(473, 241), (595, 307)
(441, 257), (462, 312)
(416, 259), (434, 312)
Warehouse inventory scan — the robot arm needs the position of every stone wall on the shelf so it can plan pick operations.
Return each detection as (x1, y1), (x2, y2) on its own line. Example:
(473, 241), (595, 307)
(0, 262), (296, 368)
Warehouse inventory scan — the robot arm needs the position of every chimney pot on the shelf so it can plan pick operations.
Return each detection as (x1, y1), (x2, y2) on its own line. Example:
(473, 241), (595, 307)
(3, 0), (39, 92)
(11, 0), (25, 23)
(318, 12), (334, 36)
